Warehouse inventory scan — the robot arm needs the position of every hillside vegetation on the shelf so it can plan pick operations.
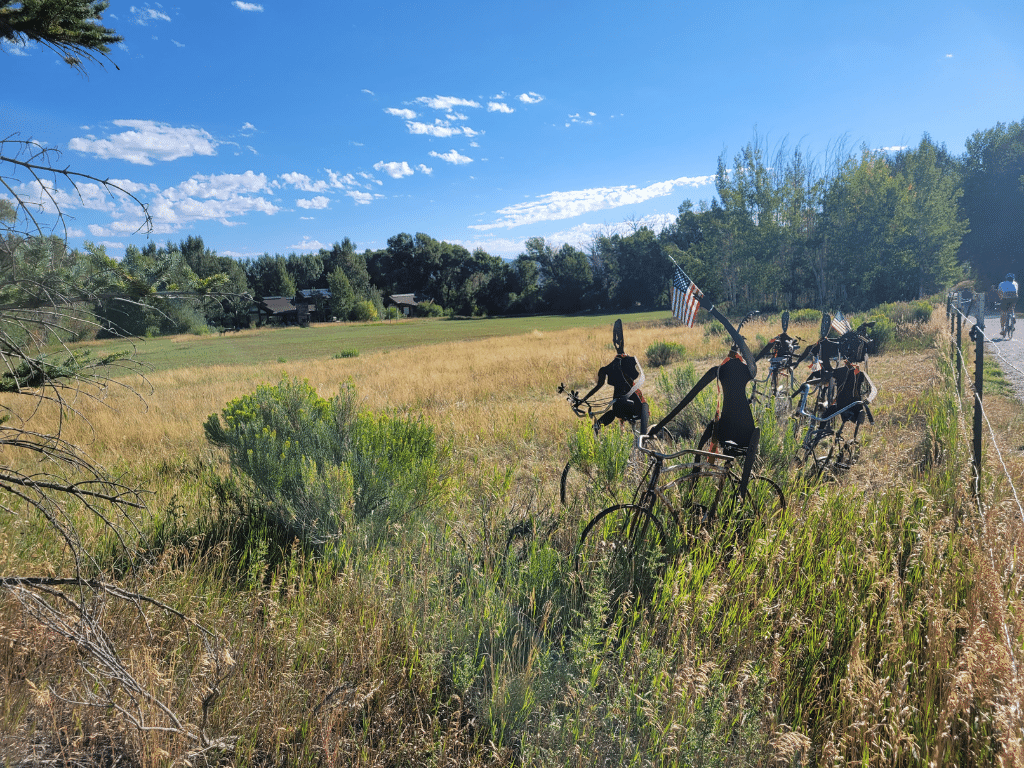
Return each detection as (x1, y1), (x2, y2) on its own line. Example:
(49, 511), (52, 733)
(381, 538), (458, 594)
(3, 311), (1024, 766)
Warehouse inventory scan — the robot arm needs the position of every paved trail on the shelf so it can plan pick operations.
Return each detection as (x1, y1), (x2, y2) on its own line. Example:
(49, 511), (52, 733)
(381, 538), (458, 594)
(982, 312), (1024, 401)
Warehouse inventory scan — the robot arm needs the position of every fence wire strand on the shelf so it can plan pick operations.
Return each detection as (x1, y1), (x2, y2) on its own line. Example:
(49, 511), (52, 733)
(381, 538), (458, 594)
(944, 301), (1024, 713)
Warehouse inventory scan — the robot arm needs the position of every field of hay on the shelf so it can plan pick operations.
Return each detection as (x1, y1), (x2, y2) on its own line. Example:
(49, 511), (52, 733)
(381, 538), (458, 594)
(3, 310), (1024, 766)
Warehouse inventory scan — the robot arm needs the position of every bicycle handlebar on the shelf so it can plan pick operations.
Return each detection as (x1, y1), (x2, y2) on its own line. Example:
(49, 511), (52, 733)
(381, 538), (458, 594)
(792, 383), (869, 423)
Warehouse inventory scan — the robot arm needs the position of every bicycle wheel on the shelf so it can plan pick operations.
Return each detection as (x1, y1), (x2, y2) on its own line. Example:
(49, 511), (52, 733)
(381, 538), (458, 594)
(560, 460), (607, 508)
(801, 427), (838, 481)
(736, 475), (786, 531)
(574, 503), (667, 596)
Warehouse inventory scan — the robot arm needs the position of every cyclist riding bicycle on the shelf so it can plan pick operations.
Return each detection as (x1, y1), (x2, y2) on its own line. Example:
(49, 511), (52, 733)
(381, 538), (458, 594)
(998, 273), (1018, 337)
(579, 319), (649, 437)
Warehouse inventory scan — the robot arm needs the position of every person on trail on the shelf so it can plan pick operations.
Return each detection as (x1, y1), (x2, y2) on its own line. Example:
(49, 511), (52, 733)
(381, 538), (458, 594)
(998, 273), (1018, 335)
(579, 319), (649, 437)
(648, 345), (756, 458)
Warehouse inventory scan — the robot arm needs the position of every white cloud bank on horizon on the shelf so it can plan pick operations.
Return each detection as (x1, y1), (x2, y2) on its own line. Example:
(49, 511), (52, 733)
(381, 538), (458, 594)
(470, 175), (715, 230)
(452, 214), (680, 259)
(69, 120), (218, 165)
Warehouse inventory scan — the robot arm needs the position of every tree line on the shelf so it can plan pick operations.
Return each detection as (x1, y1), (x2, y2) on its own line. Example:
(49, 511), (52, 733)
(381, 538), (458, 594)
(10, 120), (1024, 338)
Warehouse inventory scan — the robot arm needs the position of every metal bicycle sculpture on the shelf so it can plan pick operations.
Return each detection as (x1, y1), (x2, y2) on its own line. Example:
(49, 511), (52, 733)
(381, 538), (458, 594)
(570, 295), (786, 595)
(557, 382), (647, 507)
(789, 313), (878, 479)
(749, 310), (802, 419)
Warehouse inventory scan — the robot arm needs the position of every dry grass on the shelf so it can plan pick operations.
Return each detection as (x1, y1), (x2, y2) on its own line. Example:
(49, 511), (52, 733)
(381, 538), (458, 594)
(4, 311), (1024, 766)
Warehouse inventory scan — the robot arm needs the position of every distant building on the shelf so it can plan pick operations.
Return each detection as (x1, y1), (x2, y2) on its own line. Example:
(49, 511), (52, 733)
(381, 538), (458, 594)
(384, 293), (422, 316)
(298, 288), (332, 322)
(251, 295), (315, 326)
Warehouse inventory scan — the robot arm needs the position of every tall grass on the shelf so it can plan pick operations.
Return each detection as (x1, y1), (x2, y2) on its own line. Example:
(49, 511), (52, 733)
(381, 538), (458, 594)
(4, 311), (1024, 765)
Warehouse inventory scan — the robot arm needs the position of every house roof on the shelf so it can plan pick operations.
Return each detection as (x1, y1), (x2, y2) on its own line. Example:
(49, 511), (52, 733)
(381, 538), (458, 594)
(258, 296), (299, 315)
(387, 293), (418, 307)
(298, 288), (331, 299)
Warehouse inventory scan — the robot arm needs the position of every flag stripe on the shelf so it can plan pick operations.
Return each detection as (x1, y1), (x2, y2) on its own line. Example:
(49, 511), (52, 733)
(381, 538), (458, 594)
(671, 266), (703, 327)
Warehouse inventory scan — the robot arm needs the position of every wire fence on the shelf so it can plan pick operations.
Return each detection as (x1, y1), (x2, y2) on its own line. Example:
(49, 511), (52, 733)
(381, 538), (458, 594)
(945, 290), (1024, 519)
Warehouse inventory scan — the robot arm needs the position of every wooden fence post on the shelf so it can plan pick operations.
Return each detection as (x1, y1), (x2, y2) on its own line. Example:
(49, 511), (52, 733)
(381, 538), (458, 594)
(957, 308), (963, 397)
(970, 322), (984, 488)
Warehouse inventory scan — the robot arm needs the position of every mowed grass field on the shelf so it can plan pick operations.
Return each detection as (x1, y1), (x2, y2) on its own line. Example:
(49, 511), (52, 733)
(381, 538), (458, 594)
(4, 310), (1024, 766)
(73, 311), (670, 375)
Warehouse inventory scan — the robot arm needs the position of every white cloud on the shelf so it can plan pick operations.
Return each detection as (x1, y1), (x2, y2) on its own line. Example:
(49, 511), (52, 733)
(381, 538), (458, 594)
(385, 107), (417, 120)
(946, 53), (953, 58)
(54, 170), (279, 235)
(415, 95), (481, 111)
(326, 169), (357, 188)
(566, 113), (593, 126)
(290, 238), (326, 251)
(240, 121), (257, 133)
(545, 215), (678, 246)
(373, 161), (414, 179)
(362, 89), (375, 96)
(406, 121), (462, 138)
(233, 1), (263, 11)
(296, 196), (330, 210)
(1, 38), (32, 55)
(879, 145), (908, 152)
(429, 150), (473, 165)
(357, 172), (383, 186)
(469, 175), (715, 230)
(462, 127), (480, 138)
(172, 39), (185, 47)
(417, 164), (433, 175)
(280, 172), (329, 192)
(488, 101), (514, 114)
(518, 92), (544, 104)
(69, 120), (218, 165)
(131, 5), (171, 24)
(346, 190), (374, 205)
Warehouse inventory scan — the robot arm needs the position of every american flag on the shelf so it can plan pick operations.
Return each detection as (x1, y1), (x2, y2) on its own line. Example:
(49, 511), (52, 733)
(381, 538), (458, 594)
(671, 266), (703, 326)
(831, 309), (852, 335)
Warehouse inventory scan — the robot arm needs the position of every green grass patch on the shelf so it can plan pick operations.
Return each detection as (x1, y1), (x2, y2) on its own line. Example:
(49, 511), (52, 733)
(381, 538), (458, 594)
(70, 311), (669, 374)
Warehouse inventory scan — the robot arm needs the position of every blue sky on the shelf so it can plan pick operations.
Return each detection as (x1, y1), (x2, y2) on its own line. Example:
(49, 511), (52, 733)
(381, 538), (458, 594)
(2, 0), (1022, 261)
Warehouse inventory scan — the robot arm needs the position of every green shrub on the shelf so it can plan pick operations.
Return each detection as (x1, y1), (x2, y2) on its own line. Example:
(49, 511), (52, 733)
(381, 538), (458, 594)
(566, 420), (634, 493)
(789, 308), (822, 324)
(865, 313), (894, 355)
(415, 301), (445, 318)
(351, 300), (379, 322)
(875, 300), (933, 325)
(645, 340), (686, 368)
(333, 349), (359, 359)
(204, 376), (446, 548)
